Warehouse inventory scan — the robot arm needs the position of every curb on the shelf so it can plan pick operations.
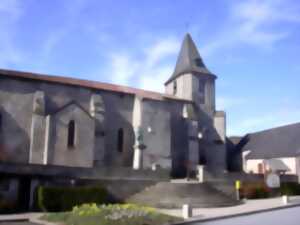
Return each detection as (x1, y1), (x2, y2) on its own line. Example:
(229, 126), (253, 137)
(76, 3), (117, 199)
(29, 217), (60, 225)
(171, 203), (300, 224)
(0, 219), (29, 223)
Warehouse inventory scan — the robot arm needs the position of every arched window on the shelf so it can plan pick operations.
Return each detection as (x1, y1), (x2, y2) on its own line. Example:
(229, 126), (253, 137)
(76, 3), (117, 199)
(68, 120), (75, 148)
(117, 128), (124, 153)
(173, 80), (177, 95)
(199, 151), (207, 165)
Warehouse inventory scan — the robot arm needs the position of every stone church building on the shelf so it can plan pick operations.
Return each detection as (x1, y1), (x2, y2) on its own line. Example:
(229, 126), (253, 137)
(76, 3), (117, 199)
(0, 34), (228, 209)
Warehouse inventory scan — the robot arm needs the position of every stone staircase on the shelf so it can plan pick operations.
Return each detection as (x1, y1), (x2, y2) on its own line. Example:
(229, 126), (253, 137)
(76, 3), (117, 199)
(126, 181), (239, 208)
(208, 181), (237, 199)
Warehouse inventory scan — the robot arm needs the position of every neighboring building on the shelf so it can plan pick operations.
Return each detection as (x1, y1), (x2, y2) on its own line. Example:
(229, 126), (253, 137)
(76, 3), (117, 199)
(238, 123), (300, 180)
(0, 33), (227, 209)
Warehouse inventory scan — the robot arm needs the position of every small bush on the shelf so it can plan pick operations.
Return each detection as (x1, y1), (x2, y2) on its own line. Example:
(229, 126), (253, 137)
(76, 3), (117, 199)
(240, 182), (271, 199)
(41, 203), (181, 225)
(280, 182), (300, 196)
(0, 199), (16, 214)
(37, 186), (108, 212)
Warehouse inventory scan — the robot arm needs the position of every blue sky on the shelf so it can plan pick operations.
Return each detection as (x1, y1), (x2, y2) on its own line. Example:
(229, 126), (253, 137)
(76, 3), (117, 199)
(0, 0), (300, 136)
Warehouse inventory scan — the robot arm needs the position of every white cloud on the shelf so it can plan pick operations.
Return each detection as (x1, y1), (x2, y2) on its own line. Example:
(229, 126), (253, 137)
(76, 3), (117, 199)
(201, 0), (300, 57)
(108, 53), (139, 86)
(106, 37), (180, 92)
(232, 0), (298, 46)
(144, 38), (179, 68)
(139, 65), (174, 92)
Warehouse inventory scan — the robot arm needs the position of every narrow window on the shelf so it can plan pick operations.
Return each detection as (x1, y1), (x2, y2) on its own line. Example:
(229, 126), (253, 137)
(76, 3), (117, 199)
(199, 80), (205, 103)
(0, 113), (2, 131)
(199, 80), (205, 92)
(199, 150), (207, 165)
(68, 120), (75, 148)
(117, 128), (124, 153)
(173, 80), (177, 94)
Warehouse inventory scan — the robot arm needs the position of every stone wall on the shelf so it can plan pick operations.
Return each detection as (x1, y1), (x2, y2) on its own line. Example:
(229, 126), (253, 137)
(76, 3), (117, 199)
(0, 76), (184, 171)
(141, 99), (172, 169)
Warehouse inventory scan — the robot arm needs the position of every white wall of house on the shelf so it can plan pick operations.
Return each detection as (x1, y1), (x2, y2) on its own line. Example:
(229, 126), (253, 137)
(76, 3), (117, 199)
(244, 157), (297, 174)
(244, 159), (263, 173)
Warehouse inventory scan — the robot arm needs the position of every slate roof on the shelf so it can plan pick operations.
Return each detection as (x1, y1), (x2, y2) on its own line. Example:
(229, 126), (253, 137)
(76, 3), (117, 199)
(165, 33), (216, 85)
(263, 159), (290, 171)
(0, 68), (191, 102)
(242, 122), (300, 159)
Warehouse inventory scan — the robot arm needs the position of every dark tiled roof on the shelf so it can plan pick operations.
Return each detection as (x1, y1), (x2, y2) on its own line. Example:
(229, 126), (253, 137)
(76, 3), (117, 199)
(0, 68), (191, 102)
(165, 33), (216, 85)
(242, 122), (300, 159)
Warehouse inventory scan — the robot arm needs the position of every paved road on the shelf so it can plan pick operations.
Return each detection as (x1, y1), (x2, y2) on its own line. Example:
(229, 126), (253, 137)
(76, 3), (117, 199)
(192, 206), (300, 225)
(0, 222), (39, 225)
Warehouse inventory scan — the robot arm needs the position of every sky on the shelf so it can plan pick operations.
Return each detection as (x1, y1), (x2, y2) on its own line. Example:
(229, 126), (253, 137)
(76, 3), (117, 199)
(0, 0), (300, 136)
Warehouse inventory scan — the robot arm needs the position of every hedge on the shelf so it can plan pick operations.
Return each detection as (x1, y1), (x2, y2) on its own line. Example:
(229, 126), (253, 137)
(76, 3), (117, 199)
(280, 182), (300, 196)
(240, 182), (300, 199)
(37, 186), (108, 212)
(240, 182), (271, 199)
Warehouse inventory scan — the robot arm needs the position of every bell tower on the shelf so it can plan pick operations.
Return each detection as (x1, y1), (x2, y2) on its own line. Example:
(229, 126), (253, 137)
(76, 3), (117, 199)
(166, 34), (227, 173)
(165, 33), (216, 113)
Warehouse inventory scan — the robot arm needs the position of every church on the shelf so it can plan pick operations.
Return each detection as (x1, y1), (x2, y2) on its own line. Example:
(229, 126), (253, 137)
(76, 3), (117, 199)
(0, 33), (230, 209)
(0, 33), (226, 175)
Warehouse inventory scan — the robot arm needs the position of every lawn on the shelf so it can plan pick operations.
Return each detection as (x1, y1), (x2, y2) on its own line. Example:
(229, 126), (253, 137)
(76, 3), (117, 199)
(41, 203), (182, 225)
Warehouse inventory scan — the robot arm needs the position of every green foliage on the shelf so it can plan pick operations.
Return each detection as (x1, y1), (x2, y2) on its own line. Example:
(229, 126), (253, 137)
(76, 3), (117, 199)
(0, 193), (16, 213)
(41, 203), (181, 225)
(280, 182), (300, 196)
(241, 182), (300, 199)
(251, 187), (270, 199)
(37, 186), (108, 212)
(240, 182), (271, 199)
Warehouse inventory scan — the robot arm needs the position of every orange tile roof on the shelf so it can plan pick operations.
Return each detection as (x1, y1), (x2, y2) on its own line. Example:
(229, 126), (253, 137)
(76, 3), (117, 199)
(0, 68), (191, 102)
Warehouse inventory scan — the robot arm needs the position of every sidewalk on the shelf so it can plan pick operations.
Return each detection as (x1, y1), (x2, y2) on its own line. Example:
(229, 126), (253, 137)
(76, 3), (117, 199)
(158, 196), (300, 220)
(0, 213), (56, 225)
(0, 213), (42, 222)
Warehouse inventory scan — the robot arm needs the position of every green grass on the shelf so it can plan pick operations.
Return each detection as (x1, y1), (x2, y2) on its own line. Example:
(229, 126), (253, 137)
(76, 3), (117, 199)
(41, 203), (182, 225)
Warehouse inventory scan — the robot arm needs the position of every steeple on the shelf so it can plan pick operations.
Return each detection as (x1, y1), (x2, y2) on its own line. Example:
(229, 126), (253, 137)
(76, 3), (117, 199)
(165, 33), (215, 85)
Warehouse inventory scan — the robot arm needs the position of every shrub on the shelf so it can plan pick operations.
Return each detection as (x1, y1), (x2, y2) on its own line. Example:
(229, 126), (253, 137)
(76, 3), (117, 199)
(0, 193), (16, 214)
(0, 199), (16, 214)
(37, 186), (108, 212)
(280, 182), (300, 196)
(41, 203), (181, 225)
(240, 182), (271, 199)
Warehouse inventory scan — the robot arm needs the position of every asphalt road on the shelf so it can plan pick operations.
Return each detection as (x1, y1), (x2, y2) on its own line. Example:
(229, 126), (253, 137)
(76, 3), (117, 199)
(196, 206), (300, 225)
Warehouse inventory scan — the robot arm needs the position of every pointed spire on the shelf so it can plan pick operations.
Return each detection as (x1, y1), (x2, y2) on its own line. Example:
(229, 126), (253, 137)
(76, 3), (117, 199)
(165, 33), (215, 85)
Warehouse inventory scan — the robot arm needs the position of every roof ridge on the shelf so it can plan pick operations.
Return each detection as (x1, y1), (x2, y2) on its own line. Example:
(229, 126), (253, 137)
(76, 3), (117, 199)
(248, 122), (300, 136)
(0, 68), (192, 102)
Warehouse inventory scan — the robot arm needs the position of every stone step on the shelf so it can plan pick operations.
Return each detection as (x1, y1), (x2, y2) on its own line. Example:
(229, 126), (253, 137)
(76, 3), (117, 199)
(126, 181), (239, 209)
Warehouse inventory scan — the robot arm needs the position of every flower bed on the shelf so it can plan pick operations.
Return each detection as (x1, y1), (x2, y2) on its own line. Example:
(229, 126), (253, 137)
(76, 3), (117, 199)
(41, 203), (181, 225)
